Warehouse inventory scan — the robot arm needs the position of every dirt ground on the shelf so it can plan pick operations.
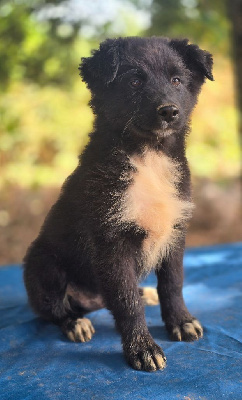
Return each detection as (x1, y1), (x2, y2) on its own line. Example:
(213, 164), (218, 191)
(0, 178), (241, 266)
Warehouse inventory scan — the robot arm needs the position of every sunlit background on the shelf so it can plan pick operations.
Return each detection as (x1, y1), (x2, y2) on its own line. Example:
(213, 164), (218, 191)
(0, 0), (241, 264)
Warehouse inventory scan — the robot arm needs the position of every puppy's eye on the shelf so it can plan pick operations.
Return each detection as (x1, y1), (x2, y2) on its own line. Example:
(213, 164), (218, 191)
(171, 77), (181, 86)
(130, 78), (143, 88)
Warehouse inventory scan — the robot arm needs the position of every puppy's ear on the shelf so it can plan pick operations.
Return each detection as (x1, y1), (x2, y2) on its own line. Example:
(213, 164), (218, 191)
(169, 38), (214, 81)
(79, 39), (120, 89)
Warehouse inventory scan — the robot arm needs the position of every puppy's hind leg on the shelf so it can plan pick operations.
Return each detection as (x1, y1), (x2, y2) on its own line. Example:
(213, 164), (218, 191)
(24, 241), (96, 342)
(61, 286), (105, 342)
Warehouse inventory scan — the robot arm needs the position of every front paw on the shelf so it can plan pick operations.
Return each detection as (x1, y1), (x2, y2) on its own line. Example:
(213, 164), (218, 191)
(169, 318), (203, 342)
(124, 338), (167, 372)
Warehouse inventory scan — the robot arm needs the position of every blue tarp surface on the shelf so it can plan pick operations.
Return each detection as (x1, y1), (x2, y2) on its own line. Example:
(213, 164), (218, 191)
(0, 243), (242, 400)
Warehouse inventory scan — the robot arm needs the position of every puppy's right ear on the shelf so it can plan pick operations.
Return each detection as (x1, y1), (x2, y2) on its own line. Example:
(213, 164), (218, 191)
(79, 39), (120, 90)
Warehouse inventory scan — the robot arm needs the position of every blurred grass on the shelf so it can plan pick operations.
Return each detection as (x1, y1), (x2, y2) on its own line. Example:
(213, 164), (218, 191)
(0, 51), (239, 189)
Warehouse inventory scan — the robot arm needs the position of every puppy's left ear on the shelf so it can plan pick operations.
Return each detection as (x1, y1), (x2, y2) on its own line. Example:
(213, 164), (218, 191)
(169, 38), (214, 81)
(79, 39), (120, 89)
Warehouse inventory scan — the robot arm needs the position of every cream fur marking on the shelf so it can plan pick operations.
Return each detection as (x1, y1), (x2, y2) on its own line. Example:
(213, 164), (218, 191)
(122, 148), (194, 269)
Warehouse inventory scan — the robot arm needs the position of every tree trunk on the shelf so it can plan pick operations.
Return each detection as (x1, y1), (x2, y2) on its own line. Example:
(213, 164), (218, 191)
(228, 0), (242, 139)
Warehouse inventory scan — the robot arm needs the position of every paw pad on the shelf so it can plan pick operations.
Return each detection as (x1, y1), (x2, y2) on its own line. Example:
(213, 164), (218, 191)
(141, 287), (159, 306)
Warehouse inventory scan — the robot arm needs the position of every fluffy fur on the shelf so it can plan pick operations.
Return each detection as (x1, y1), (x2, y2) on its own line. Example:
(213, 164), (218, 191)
(24, 36), (213, 372)
(123, 148), (194, 268)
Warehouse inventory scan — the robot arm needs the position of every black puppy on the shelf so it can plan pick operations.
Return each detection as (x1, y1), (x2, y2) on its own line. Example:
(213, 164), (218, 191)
(24, 37), (213, 372)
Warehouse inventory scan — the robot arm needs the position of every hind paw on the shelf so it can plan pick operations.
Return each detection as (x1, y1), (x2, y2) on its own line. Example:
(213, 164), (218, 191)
(141, 287), (159, 306)
(65, 318), (95, 343)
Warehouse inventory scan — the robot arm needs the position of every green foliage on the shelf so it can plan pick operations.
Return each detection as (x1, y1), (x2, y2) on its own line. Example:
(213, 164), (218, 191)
(0, 2), (28, 88)
(0, 0), (84, 87)
(146, 0), (230, 54)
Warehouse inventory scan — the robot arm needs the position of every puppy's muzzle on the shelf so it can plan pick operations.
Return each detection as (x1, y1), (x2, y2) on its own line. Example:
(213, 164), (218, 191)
(157, 104), (179, 123)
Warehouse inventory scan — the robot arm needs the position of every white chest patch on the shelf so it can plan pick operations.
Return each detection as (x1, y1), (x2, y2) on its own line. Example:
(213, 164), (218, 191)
(121, 148), (193, 269)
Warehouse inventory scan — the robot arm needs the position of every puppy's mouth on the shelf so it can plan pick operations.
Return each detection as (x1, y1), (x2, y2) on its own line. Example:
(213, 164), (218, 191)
(131, 122), (174, 139)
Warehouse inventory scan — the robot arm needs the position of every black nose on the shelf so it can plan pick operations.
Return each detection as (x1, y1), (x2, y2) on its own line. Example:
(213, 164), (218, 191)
(157, 105), (179, 123)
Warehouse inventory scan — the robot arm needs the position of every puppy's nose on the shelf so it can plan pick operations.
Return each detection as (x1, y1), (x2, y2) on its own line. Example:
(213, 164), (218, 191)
(157, 105), (179, 123)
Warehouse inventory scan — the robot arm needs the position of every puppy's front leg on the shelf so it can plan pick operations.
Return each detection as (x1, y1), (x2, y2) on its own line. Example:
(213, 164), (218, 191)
(156, 236), (203, 341)
(96, 243), (166, 371)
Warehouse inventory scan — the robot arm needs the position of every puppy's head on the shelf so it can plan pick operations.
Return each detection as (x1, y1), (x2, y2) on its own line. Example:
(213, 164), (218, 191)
(79, 37), (213, 140)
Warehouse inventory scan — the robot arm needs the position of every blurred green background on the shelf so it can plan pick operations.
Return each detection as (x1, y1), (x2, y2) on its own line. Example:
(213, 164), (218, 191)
(0, 0), (241, 264)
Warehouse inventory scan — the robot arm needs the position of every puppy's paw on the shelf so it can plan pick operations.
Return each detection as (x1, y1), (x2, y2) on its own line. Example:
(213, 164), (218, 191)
(170, 318), (203, 342)
(125, 341), (166, 372)
(64, 318), (95, 343)
(141, 287), (159, 306)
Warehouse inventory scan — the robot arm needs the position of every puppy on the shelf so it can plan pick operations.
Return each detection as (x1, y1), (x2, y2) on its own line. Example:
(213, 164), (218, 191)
(24, 37), (213, 372)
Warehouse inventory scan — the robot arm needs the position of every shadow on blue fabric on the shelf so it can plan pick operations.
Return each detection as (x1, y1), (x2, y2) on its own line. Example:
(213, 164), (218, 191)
(0, 243), (241, 400)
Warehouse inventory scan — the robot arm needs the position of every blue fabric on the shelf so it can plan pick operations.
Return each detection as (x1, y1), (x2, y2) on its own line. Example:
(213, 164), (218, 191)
(0, 243), (242, 400)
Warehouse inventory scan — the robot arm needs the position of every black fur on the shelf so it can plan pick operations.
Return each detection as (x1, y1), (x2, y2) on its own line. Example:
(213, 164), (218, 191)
(24, 36), (213, 372)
